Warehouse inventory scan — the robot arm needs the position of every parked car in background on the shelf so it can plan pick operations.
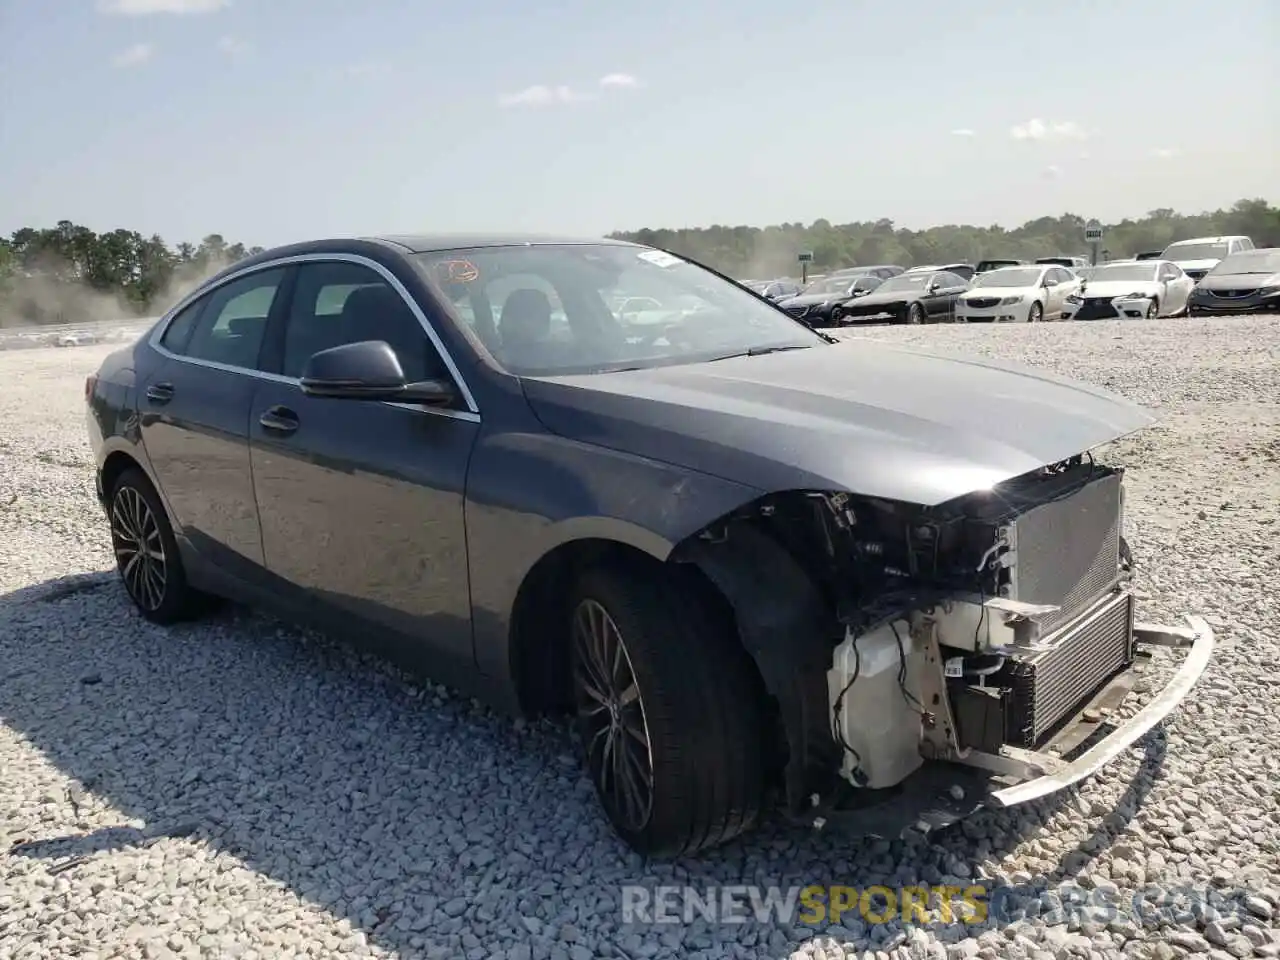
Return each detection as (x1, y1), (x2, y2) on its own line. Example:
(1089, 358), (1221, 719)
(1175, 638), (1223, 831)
(841, 269), (970, 324)
(829, 264), (905, 280)
(974, 258), (1029, 275)
(1160, 236), (1255, 281)
(85, 232), (1212, 859)
(1186, 247), (1280, 316)
(776, 274), (884, 326)
(1134, 251), (1164, 261)
(744, 278), (803, 302)
(1062, 260), (1195, 320)
(903, 262), (976, 281)
(1035, 256), (1089, 271)
(955, 265), (1080, 323)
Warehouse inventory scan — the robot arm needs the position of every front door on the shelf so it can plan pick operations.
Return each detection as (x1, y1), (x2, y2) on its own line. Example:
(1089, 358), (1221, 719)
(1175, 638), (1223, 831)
(138, 267), (289, 576)
(247, 259), (481, 674)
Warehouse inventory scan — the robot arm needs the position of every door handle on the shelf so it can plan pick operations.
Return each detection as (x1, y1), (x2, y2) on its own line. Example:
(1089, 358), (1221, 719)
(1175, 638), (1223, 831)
(258, 406), (299, 435)
(145, 382), (174, 404)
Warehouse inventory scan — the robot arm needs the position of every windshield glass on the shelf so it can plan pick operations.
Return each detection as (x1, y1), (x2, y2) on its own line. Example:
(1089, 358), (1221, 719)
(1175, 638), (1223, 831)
(875, 273), (933, 293)
(802, 277), (853, 295)
(1163, 241), (1228, 261)
(976, 260), (1021, 271)
(415, 244), (825, 376)
(1080, 264), (1158, 284)
(1208, 250), (1280, 275)
(972, 267), (1044, 288)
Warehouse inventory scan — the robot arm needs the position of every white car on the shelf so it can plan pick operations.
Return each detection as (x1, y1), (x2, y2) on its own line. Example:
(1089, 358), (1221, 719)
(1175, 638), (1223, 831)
(1160, 235), (1254, 282)
(1062, 259), (1195, 320)
(955, 264), (1081, 323)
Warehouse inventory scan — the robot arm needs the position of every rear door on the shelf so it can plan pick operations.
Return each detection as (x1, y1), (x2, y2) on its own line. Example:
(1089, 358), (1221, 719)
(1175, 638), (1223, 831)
(247, 257), (481, 673)
(139, 266), (289, 577)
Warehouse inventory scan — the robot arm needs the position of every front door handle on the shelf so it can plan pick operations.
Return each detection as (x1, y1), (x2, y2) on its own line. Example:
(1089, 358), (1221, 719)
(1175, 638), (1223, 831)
(145, 382), (174, 404)
(258, 405), (299, 435)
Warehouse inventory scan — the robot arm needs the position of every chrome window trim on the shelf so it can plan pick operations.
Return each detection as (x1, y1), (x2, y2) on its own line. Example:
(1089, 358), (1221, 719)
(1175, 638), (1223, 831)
(146, 252), (481, 422)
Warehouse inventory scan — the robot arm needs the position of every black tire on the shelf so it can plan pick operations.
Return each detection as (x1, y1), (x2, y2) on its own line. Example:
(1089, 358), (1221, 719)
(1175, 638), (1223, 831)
(906, 303), (924, 325)
(1027, 301), (1043, 323)
(108, 467), (212, 624)
(568, 563), (767, 858)
(1145, 299), (1159, 319)
(829, 306), (844, 325)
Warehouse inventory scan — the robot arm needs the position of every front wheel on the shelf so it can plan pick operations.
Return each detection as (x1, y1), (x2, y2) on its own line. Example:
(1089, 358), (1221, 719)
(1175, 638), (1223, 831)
(828, 306), (844, 325)
(568, 564), (767, 858)
(1027, 301), (1043, 323)
(906, 303), (924, 325)
(108, 468), (211, 624)
(1146, 299), (1160, 319)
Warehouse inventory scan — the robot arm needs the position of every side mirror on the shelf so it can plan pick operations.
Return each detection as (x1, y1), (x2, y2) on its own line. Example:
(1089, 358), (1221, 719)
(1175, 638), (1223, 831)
(300, 340), (456, 406)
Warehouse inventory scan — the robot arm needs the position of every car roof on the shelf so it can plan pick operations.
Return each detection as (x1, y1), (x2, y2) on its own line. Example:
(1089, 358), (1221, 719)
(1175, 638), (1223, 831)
(1165, 235), (1249, 245)
(372, 232), (631, 252)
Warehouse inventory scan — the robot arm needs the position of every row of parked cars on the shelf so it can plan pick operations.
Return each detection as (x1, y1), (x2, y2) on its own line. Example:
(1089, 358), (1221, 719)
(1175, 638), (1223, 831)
(743, 236), (1278, 326)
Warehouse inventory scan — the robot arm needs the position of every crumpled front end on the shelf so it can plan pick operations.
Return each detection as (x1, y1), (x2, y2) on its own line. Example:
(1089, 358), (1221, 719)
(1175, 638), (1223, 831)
(674, 455), (1214, 838)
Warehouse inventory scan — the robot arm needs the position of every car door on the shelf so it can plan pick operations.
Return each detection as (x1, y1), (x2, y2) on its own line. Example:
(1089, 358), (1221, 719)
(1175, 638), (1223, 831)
(1043, 268), (1069, 315)
(926, 272), (966, 320)
(1160, 262), (1191, 314)
(246, 257), (481, 672)
(139, 266), (290, 577)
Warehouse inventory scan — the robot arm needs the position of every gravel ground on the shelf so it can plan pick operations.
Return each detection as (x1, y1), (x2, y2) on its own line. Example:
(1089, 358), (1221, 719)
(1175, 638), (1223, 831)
(2, 316), (1279, 960)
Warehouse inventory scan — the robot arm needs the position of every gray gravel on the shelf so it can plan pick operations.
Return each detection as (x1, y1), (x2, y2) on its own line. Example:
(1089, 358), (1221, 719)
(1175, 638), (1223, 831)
(2, 316), (1279, 960)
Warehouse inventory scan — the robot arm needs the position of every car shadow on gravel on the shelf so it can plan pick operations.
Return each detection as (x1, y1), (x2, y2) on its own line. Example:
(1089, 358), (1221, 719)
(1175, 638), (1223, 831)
(1, 572), (1167, 956)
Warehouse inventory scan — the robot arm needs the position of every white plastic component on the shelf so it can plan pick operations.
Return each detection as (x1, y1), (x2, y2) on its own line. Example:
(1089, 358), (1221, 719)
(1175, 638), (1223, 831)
(826, 618), (926, 790)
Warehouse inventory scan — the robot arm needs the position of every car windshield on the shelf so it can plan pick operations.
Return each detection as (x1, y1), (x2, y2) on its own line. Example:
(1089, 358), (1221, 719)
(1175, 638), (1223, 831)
(874, 273), (933, 293)
(415, 243), (826, 376)
(977, 260), (1020, 271)
(1207, 250), (1280, 275)
(972, 267), (1044, 288)
(1163, 241), (1228, 261)
(803, 277), (853, 295)
(1081, 264), (1158, 283)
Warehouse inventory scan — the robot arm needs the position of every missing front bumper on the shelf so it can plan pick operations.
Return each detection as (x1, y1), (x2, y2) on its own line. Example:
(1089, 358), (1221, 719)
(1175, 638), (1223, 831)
(795, 614), (1214, 838)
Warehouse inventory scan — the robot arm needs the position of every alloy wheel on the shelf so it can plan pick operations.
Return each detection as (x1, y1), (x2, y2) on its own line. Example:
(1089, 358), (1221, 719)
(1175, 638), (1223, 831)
(1146, 300), (1159, 319)
(571, 598), (655, 833)
(1028, 302), (1043, 323)
(907, 303), (923, 325)
(111, 485), (167, 612)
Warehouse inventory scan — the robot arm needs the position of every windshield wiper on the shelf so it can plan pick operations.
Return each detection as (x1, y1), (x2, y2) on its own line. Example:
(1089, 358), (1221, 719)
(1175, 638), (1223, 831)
(706, 344), (815, 362)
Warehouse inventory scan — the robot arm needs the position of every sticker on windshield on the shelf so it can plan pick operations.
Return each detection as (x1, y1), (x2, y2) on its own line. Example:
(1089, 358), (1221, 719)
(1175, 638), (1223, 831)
(637, 250), (683, 269)
(436, 259), (480, 283)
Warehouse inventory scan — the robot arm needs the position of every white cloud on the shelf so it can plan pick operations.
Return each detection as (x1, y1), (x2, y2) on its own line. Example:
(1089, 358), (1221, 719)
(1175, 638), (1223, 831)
(343, 62), (390, 78)
(1042, 164), (1063, 179)
(216, 35), (249, 57)
(98, 0), (228, 13)
(498, 84), (592, 107)
(598, 73), (640, 89)
(1010, 118), (1093, 141)
(950, 128), (976, 137)
(1151, 147), (1181, 159)
(111, 42), (154, 67)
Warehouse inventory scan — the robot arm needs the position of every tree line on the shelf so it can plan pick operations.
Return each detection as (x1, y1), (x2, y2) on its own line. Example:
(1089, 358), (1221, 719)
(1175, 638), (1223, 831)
(2, 199), (1277, 326)
(610, 198), (1280, 279)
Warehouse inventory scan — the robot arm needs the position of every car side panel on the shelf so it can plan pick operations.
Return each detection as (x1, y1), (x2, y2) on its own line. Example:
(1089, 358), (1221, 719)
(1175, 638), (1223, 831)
(464, 416), (763, 698)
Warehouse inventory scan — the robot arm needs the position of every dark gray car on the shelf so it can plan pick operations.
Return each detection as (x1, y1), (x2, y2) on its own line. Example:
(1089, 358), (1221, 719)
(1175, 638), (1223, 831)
(86, 234), (1214, 858)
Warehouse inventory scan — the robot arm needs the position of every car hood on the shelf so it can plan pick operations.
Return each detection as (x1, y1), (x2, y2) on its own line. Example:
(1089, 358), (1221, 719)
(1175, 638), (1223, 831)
(1197, 271), (1280, 290)
(846, 289), (919, 308)
(519, 340), (1156, 507)
(1077, 280), (1160, 298)
(779, 293), (837, 308)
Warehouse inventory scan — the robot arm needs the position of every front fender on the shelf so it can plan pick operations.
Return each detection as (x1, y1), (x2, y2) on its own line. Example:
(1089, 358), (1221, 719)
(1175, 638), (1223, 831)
(465, 427), (763, 689)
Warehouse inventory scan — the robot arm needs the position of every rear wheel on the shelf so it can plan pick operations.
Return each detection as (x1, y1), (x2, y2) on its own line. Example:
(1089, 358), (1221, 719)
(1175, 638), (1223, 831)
(108, 468), (212, 624)
(568, 564), (767, 857)
(906, 303), (924, 325)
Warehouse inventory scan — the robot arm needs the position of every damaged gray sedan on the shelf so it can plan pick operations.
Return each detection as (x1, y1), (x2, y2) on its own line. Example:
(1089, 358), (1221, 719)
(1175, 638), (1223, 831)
(85, 234), (1214, 858)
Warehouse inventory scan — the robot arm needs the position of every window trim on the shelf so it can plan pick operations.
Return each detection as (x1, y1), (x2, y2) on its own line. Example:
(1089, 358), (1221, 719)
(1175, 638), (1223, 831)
(147, 252), (480, 422)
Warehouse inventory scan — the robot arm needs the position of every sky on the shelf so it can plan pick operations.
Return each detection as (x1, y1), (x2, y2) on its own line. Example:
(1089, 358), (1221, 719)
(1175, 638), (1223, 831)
(1, 0), (1277, 249)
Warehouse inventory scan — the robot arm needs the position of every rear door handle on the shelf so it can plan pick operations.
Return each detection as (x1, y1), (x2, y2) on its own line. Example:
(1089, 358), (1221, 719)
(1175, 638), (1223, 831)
(258, 405), (299, 435)
(145, 382), (174, 404)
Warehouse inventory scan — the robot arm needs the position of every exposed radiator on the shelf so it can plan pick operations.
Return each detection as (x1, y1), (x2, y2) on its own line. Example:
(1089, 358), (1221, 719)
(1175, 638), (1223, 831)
(1003, 589), (1135, 747)
(1005, 471), (1123, 636)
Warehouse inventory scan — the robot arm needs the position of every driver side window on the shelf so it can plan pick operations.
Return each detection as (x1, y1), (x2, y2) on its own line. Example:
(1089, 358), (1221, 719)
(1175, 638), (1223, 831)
(281, 261), (448, 382)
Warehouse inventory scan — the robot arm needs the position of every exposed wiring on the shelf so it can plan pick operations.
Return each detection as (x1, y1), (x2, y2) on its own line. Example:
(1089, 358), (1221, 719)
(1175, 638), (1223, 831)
(889, 620), (928, 715)
(831, 625), (868, 786)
